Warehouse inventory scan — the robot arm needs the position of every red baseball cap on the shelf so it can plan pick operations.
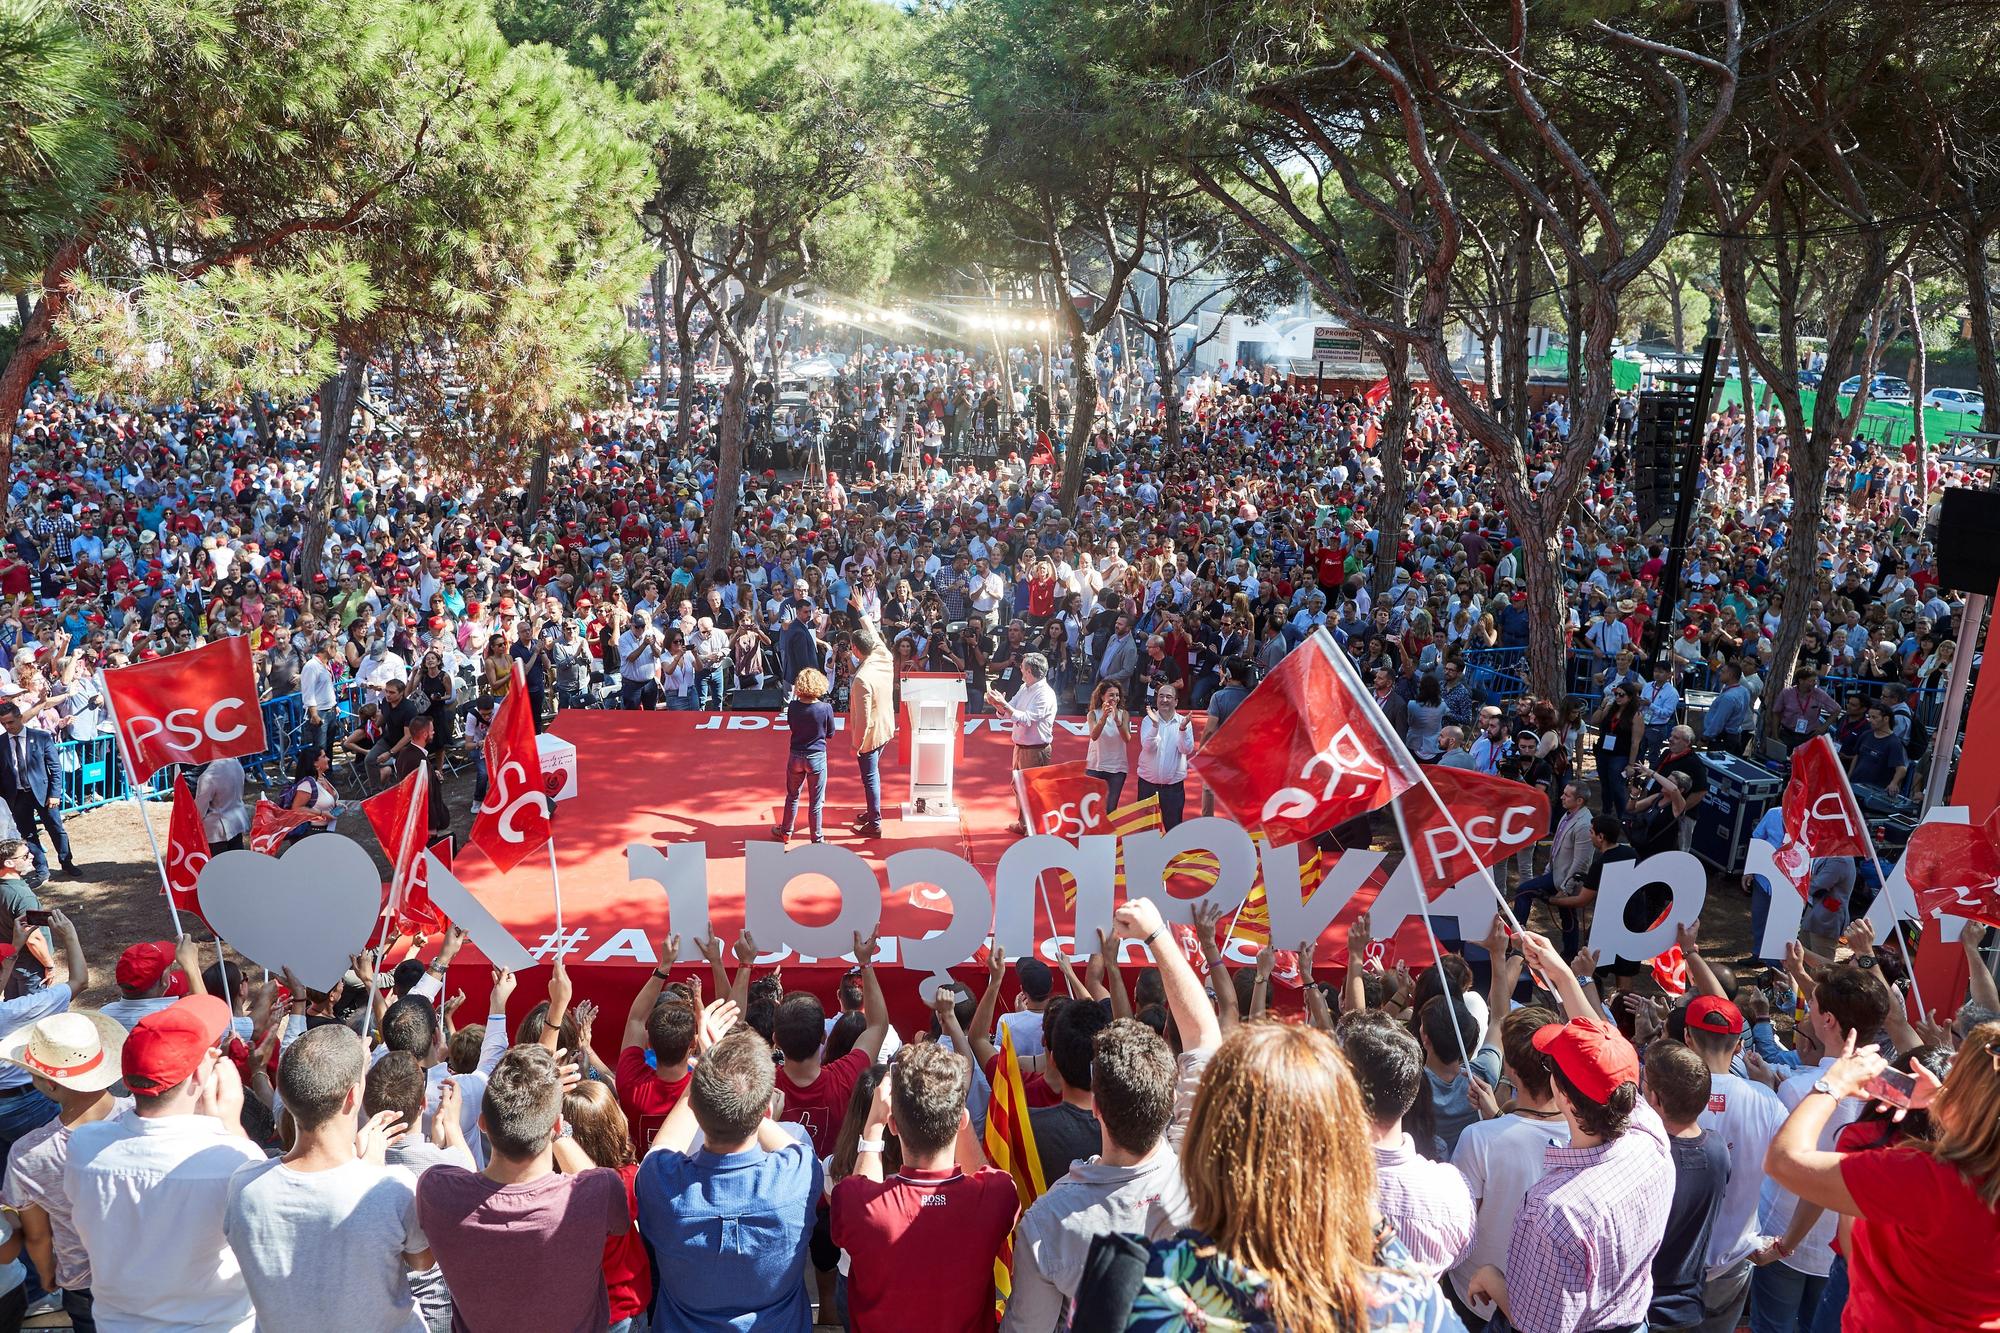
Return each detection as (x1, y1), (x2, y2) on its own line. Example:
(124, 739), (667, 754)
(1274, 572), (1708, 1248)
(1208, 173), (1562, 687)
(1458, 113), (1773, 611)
(122, 995), (230, 1095)
(1533, 1016), (1639, 1104)
(114, 940), (176, 993)
(1685, 995), (1745, 1036)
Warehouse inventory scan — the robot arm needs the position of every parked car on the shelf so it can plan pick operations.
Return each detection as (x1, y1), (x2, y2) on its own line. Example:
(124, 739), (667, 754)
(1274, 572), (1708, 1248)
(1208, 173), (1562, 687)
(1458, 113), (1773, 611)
(1837, 374), (1912, 403)
(1798, 369), (1822, 388)
(1921, 386), (1985, 414)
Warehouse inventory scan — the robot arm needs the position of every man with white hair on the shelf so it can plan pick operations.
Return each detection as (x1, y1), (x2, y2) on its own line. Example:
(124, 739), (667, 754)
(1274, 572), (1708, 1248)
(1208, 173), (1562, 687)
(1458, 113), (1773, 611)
(988, 653), (1058, 834)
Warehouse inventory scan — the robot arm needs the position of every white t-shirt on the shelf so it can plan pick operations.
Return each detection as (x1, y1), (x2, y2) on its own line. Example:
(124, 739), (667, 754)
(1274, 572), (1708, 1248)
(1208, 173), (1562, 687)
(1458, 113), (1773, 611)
(999, 1009), (1048, 1061)
(1448, 1111), (1570, 1317)
(66, 1111), (268, 1332)
(224, 1158), (429, 1333)
(97, 996), (177, 1031)
(1698, 1070), (1788, 1272)
(1758, 1058), (1862, 1277)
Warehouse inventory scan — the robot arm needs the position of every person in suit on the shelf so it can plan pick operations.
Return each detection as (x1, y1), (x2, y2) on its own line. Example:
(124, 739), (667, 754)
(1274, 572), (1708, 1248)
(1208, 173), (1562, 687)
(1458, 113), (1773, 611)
(845, 601), (896, 840)
(1511, 780), (1594, 957)
(0, 701), (74, 885)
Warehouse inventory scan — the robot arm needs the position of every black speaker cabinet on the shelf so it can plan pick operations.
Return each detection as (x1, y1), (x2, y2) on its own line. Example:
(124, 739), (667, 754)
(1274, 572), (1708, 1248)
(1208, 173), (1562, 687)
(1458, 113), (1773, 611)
(1937, 487), (2000, 595)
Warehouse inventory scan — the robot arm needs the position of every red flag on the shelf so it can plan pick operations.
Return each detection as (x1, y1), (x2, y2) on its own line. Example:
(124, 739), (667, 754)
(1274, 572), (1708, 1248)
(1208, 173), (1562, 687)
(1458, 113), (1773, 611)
(247, 800), (317, 854)
(1012, 761), (1110, 839)
(1783, 735), (1871, 859)
(1193, 630), (1419, 847)
(363, 766), (427, 887)
(1363, 376), (1391, 407)
(162, 777), (211, 927)
(103, 637), (266, 781)
(1652, 947), (1690, 995)
(394, 838), (451, 935)
(1395, 766), (1550, 898)
(906, 879), (955, 915)
(1904, 812), (2000, 928)
(1170, 922), (1211, 979)
(1269, 949), (1303, 989)
(469, 663), (551, 873)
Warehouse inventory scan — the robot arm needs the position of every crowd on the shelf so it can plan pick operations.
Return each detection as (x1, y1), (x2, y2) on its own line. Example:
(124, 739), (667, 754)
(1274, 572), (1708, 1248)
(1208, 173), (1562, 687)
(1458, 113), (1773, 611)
(0, 868), (1984, 1332)
(0, 320), (1990, 1331)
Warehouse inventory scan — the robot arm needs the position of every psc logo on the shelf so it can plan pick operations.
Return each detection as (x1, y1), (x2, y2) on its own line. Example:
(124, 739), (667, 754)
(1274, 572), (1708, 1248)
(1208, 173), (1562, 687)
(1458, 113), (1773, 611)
(1037, 791), (1105, 839)
(123, 698), (255, 757)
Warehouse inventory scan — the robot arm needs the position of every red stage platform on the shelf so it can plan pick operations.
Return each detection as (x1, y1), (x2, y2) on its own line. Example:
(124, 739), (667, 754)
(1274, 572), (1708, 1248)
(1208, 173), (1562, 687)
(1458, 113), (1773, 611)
(446, 710), (1395, 1039)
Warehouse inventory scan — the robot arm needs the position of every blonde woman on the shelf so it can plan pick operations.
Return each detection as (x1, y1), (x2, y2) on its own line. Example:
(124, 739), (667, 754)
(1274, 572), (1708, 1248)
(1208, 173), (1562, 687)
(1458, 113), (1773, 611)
(774, 667), (834, 843)
(1113, 1023), (1456, 1330)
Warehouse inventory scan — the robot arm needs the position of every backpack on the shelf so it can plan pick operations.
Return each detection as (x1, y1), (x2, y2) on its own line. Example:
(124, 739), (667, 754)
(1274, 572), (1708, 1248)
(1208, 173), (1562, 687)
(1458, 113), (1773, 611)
(1896, 702), (1928, 762)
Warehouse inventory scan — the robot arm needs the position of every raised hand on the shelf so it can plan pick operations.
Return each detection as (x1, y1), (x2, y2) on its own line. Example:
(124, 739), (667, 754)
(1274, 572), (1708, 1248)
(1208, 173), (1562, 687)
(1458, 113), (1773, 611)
(986, 944), (1006, 986)
(732, 932), (758, 966)
(662, 933), (682, 967)
(356, 1110), (406, 1166)
(490, 967), (518, 1011)
(1113, 896), (1166, 943)
(1254, 944), (1276, 983)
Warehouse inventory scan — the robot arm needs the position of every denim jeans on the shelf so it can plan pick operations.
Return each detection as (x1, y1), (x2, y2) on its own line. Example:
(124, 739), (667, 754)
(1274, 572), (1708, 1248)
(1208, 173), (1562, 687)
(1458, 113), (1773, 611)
(664, 690), (696, 711)
(1807, 1254), (1848, 1333)
(857, 746), (883, 823)
(607, 1315), (649, 1333)
(1087, 768), (1126, 811)
(697, 667), (727, 709)
(781, 752), (827, 839)
(1749, 1260), (1828, 1333)
(0, 1088), (58, 1175)
(619, 678), (653, 710)
(1139, 778), (1185, 829)
(1599, 751), (1631, 818)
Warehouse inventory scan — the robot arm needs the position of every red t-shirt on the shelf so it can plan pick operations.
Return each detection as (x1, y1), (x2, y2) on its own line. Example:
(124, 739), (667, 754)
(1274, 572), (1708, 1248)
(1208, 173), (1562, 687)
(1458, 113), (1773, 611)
(830, 1165), (1020, 1332)
(979, 1052), (1060, 1108)
(1840, 1144), (2000, 1331)
(780, 1049), (868, 1156)
(614, 1046), (692, 1158)
(603, 1163), (653, 1322)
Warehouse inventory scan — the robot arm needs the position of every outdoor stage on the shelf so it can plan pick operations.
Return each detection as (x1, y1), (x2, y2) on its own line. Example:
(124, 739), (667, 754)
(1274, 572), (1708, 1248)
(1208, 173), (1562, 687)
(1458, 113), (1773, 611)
(444, 709), (1396, 1037)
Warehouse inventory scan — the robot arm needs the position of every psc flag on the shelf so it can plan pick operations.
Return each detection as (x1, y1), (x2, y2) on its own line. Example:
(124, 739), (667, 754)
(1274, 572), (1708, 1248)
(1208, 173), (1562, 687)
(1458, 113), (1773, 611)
(1012, 761), (1107, 840)
(1193, 629), (1418, 847)
(1394, 766), (1549, 899)
(163, 776), (211, 928)
(1904, 810), (2000, 929)
(363, 763), (431, 925)
(983, 1025), (1045, 1305)
(469, 661), (551, 873)
(1770, 736), (1872, 900)
(103, 637), (265, 782)
(247, 800), (317, 854)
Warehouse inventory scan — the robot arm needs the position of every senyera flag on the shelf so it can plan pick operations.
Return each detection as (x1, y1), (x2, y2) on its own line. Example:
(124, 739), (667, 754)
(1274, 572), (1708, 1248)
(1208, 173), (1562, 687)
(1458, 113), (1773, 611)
(102, 637), (265, 782)
(1904, 811), (2000, 929)
(469, 661), (551, 873)
(1395, 766), (1550, 898)
(1195, 629), (1419, 847)
(163, 776), (211, 927)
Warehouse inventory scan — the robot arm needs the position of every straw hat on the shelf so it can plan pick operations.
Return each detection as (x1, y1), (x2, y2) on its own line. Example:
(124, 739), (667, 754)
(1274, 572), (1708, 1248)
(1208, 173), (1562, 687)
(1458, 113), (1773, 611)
(0, 1010), (128, 1092)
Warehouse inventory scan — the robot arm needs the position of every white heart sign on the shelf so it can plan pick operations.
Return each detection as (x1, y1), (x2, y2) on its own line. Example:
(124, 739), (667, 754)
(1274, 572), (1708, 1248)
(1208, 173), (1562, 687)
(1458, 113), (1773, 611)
(196, 834), (383, 992)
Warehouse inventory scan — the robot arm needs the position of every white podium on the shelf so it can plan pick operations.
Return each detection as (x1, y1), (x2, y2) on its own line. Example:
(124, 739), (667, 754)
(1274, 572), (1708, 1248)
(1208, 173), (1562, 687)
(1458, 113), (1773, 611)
(900, 674), (967, 821)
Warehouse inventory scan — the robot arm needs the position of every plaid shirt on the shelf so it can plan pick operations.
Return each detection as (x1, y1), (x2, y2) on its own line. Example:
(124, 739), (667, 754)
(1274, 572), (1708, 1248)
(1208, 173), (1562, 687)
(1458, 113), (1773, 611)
(31, 514), (77, 565)
(1372, 1134), (1475, 1278)
(934, 570), (968, 621)
(1504, 1100), (1673, 1333)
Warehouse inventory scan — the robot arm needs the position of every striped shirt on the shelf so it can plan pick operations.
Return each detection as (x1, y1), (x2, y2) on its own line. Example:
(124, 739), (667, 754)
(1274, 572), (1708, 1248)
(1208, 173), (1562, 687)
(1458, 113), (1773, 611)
(1373, 1133), (1476, 1278)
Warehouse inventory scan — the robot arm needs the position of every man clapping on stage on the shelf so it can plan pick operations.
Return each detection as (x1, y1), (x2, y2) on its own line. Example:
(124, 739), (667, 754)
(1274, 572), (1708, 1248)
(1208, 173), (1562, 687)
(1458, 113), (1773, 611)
(846, 593), (895, 839)
(988, 652), (1056, 834)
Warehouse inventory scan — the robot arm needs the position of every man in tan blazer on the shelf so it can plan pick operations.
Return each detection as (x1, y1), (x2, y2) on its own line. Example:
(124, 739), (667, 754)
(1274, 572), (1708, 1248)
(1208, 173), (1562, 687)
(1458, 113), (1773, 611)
(1511, 780), (1596, 954)
(847, 597), (897, 838)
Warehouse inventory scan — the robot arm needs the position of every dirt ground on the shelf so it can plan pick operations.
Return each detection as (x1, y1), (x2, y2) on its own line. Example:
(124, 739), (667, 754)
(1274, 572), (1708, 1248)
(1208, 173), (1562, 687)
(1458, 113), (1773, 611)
(47, 771), (1763, 1009)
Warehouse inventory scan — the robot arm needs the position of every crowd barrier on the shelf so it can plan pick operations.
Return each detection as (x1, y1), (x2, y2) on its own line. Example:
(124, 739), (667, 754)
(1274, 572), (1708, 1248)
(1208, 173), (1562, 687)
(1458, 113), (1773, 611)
(56, 684), (368, 813)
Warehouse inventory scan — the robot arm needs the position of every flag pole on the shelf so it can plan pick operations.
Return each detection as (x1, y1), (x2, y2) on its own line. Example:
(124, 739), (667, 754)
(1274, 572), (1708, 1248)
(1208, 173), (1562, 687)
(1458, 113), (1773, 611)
(1817, 736), (1929, 1019)
(547, 838), (564, 933)
(98, 673), (184, 935)
(382, 762), (428, 931)
(1392, 799), (1478, 1074)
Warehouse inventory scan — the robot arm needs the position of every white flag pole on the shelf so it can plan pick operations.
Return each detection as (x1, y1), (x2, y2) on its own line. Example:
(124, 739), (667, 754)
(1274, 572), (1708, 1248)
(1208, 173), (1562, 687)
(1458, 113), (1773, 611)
(1813, 735), (1928, 1020)
(547, 838), (564, 934)
(1392, 797), (1478, 1074)
(98, 672), (184, 935)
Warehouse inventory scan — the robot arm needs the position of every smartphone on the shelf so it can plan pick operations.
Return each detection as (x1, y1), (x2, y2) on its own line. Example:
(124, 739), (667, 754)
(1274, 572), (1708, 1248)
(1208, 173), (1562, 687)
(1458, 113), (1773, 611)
(18, 910), (51, 928)
(1861, 1066), (1918, 1109)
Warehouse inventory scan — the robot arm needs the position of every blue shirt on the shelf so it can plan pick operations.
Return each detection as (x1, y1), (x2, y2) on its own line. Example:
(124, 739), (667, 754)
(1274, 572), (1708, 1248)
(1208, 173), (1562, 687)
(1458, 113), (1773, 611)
(637, 1138), (821, 1333)
(1702, 683), (1751, 738)
(785, 700), (835, 756)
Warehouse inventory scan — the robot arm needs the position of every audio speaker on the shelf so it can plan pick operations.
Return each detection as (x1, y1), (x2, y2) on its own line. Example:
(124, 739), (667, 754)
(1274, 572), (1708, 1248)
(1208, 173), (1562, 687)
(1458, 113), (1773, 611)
(730, 686), (784, 711)
(1936, 487), (2000, 595)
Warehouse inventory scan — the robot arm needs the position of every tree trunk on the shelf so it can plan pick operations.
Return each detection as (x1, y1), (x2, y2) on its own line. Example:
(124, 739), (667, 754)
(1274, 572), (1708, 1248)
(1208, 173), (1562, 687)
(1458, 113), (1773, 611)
(0, 228), (104, 507)
(1668, 286), (1686, 356)
(297, 350), (368, 585)
(1902, 267), (1928, 503)
(704, 350), (753, 576)
(1515, 526), (1568, 700)
(1370, 353), (1412, 602)
(1960, 219), (2000, 435)
(246, 391), (274, 449)
(1153, 325), (1181, 448)
(523, 436), (554, 516)
(651, 259), (671, 381)
(1059, 328), (1100, 510)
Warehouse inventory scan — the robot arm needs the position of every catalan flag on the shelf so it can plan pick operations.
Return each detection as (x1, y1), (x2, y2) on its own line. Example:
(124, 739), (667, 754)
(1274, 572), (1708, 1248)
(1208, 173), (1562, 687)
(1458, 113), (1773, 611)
(1228, 837), (1325, 947)
(983, 1025), (1046, 1304)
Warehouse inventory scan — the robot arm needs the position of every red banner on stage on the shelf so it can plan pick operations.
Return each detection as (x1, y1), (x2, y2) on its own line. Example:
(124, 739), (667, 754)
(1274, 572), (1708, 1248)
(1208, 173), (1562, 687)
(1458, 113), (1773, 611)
(103, 637), (265, 781)
(1194, 631), (1418, 847)
(469, 663), (551, 873)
